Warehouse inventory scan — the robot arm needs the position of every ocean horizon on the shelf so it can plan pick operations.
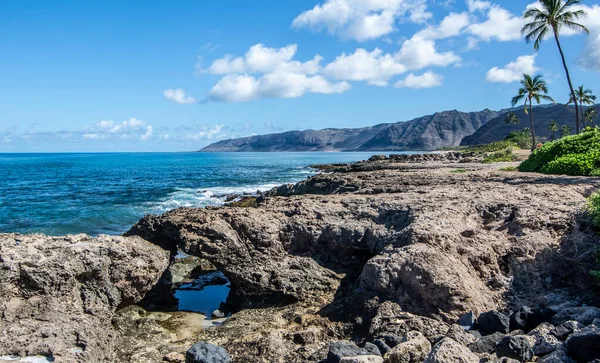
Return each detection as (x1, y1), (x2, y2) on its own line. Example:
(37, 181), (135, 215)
(0, 152), (415, 236)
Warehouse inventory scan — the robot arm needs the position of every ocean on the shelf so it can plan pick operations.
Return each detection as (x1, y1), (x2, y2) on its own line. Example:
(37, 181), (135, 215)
(0, 152), (390, 236)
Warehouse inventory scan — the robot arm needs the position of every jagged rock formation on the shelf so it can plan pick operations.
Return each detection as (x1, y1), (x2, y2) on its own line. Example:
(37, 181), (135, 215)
(461, 105), (577, 146)
(127, 158), (600, 362)
(0, 234), (169, 362)
(3, 157), (600, 362)
(201, 109), (498, 152)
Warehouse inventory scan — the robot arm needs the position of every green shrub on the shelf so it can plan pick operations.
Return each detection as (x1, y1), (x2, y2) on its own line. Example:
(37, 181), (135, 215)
(588, 192), (600, 229)
(483, 149), (518, 163)
(540, 150), (600, 176)
(519, 127), (600, 175)
(587, 192), (600, 283)
(504, 129), (533, 149)
(465, 140), (517, 154)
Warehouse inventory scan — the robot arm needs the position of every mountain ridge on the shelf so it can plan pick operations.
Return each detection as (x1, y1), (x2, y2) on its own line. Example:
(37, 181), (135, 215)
(201, 108), (499, 152)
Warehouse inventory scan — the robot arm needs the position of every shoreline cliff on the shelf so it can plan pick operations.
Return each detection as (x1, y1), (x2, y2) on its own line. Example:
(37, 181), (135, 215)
(2, 154), (600, 362)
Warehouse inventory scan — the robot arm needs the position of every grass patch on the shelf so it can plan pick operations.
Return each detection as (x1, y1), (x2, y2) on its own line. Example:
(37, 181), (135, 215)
(499, 166), (518, 172)
(483, 149), (519, 163)
(451, 169), (467, 173)
(464, 140), (518, 154)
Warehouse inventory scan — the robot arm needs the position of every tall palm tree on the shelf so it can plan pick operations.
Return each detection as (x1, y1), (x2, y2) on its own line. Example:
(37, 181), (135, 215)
(548, 120), (559, 140)
(522, 0), (589, 133)
(512, 74), (555, 150)
(584, 107), (598, 127)
(505, 112), (520, 125)
(561, 124), (572, 138)
(568, 86), (597, 123)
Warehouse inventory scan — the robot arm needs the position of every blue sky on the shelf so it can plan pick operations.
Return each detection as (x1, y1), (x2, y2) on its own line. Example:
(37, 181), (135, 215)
(1, 0), (599, 152)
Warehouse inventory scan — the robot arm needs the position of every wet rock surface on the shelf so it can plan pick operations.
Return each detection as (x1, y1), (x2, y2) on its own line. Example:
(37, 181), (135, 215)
(0, 233), (169, 362)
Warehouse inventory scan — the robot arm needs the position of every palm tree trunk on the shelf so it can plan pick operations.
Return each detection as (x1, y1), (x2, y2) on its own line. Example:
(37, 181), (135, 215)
(529, 98), (536, 151)
(553, 28), (580, 133)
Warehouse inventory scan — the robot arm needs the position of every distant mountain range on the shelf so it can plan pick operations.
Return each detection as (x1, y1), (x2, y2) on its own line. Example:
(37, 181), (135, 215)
(461, 105), (577, 145)
(200, 105), (582, 152)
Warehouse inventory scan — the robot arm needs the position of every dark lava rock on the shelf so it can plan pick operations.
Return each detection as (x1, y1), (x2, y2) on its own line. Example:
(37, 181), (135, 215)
(458, 311), (476, 331)
(495, 335), (534, 362)
(551, 321), (584, 341)
(381, 334), (403, 348)
(468, 332), (505, 354)
(362, 342), (382, 356)
(478, 311), (510, 334)
(566, 326), (600, 362)
(327, 341), (372, 363)
(368, 155), (387, 161)
(468, 330), (483, 340)
(185, 342), (231, 363)
(371, 339), (391, 355)
(510, 306), (554, 333)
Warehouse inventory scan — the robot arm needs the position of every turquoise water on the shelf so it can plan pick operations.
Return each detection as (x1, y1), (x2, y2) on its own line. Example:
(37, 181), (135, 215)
(0, 152), (385, 236)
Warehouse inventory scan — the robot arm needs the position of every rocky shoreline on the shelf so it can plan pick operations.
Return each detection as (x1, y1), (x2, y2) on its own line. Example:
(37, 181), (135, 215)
(2, 155), (600, 362)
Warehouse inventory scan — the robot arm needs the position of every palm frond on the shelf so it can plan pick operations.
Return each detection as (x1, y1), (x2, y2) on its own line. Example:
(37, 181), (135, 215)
(561, 20), (590, 34)
(541, 95), (556, 103)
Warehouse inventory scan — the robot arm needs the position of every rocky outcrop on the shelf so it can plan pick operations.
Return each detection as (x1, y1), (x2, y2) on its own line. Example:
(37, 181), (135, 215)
(126, 158), (600, 361)
(0, 233), (169, 362)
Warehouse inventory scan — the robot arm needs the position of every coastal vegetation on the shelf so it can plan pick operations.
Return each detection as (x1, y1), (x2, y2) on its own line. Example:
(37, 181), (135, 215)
(511, 74), (555, 150)
(587, 192), (600, 283)
(505, 128), (535, 149)
(519, 127), (600, 175)
(589, 192), (600, 229)
(568, 86), (597, 125)
(482, 149), (518, 163)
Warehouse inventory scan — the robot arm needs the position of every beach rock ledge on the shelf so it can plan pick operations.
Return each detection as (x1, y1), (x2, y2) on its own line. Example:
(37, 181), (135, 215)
(0, 233), (169, 362)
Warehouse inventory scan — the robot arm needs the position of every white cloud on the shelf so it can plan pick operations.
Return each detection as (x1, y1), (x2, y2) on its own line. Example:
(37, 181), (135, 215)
(208, 72), (351, 102)
(140, 126), (153, 140)
(321, 34), (460, 86)
(394, 35), (461, 70)
(468, 5), (526, 42)
(416, 12), (470, 40)
(185, 124), (225, 140)
(575, 4), (600, 71)
(322, 48), (406, 86)
(408, 0), (432, 23)
(485, 54), (539, 83)
(84, 118), (154, 141)
(394, 71), (444, 88)
(205, 44), (322, 75)
(164, 89), (197, 104)
(291, 0), (432, 41)
(466, 0), (491, 12)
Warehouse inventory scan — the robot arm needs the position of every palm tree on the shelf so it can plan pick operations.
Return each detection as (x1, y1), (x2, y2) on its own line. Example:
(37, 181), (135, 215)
(584, 107), (598, 127)
(568, 86), (596, 123)
(560, 124), (572, 138)
(512, 74), (555, 150)
(522, 0), (589, 133)
(505, 112), (520, 125)
(548, 120), (559, 140)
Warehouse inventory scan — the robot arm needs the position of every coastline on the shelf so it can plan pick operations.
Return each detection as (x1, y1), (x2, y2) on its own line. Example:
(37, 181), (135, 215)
(2, 155), (600, 362)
